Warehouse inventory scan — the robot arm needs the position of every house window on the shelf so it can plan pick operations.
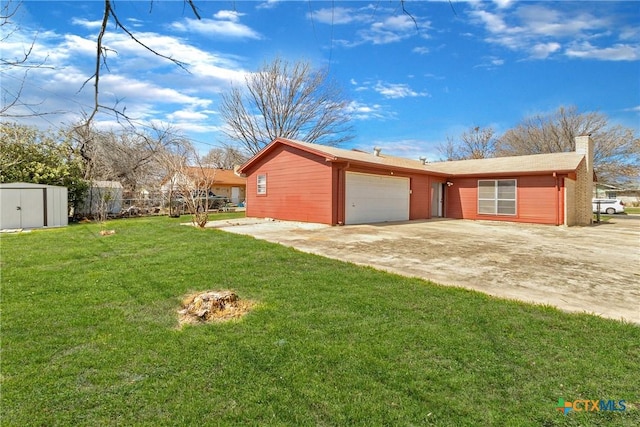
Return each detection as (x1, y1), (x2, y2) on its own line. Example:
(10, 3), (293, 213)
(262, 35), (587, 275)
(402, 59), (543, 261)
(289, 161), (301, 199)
(257, 174), (267, 195)
(478, 179), (516, 215)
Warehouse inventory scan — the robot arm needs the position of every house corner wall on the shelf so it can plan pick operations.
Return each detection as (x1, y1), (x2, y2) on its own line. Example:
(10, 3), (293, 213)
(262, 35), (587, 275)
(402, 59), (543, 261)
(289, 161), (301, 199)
(573, 135), (594, 225)
(564, 177), (576, 226)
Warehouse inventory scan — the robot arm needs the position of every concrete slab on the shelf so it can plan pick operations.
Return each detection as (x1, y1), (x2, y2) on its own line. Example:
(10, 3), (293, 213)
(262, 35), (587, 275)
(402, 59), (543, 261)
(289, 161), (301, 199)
(212, 216), (640, 324)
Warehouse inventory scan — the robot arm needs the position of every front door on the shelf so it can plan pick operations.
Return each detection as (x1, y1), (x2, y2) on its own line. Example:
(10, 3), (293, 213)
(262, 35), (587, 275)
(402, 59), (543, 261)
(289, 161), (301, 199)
(431, 183), (445, 217)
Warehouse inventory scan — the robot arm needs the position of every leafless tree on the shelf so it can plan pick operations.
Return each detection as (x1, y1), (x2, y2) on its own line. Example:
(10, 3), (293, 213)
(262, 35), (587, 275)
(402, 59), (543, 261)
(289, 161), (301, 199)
(69, 121), (189, 193)
(438, 137), (459, 161)
(201, 146), (248, 169)
(438, 126), (497, 160)
(496, 106), (639, 184)
(158, 141), (220, 228)
(157, 137), (194, 215)
(220, 57), (354, 155)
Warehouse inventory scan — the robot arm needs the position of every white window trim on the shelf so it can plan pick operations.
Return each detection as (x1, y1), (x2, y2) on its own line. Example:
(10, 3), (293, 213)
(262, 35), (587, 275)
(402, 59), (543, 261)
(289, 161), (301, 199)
(478, 179), (517, 216)
(257, 174), (267, 195)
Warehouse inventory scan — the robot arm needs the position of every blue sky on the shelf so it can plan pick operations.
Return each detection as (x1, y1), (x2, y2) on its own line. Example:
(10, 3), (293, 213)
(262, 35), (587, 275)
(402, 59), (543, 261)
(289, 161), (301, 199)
(3, 0), (639, 161)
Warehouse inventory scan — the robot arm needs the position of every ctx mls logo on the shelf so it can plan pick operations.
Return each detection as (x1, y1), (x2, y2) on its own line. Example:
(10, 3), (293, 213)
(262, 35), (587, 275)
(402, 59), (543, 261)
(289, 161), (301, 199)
(556, 398), (626, 415)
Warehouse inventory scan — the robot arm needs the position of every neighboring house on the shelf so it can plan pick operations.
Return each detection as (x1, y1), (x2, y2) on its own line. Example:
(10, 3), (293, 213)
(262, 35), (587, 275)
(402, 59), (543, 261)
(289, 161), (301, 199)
(161, 167), (246, 205)
(77, 181), (123, 217)
(595, 182), (640, 205)
(238, 135), (594, 226)
(0, 182), (68, 230)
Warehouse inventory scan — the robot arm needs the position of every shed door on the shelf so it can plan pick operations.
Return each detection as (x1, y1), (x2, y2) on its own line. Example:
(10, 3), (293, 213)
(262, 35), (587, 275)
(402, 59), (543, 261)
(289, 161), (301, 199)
(0, 189), (44, 229)
(345, 172), (410, 224)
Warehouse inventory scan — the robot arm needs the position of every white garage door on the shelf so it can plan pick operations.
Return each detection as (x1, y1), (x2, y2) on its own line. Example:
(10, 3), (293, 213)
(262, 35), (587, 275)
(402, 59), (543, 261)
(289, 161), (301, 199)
(345, 172), (410, 224)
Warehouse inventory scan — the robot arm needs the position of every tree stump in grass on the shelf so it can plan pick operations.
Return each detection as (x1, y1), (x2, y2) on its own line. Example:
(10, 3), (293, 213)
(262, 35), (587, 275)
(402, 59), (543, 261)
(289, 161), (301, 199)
(178, 290), (254, 326)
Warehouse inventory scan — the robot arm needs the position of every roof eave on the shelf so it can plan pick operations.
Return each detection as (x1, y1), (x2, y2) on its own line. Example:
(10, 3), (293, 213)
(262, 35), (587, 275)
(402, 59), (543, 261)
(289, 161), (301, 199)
(334, 157), (448, 176)
(442, 168), (578, 178)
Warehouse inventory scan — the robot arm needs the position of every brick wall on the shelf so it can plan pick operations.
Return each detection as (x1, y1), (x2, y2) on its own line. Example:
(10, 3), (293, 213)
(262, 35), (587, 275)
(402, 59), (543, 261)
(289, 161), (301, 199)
(564, 177), (576, 226)
(574, 135), (594, 225)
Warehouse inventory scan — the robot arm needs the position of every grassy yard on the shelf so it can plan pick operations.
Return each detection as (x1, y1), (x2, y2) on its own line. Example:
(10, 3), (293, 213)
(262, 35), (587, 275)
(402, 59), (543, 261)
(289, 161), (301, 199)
(624, 206), (640, 214)
(2, 215), (638, 426)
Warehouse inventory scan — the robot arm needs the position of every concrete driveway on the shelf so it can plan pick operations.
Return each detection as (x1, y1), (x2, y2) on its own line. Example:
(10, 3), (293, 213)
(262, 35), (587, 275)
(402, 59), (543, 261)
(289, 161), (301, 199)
(210, 216), (640, 324)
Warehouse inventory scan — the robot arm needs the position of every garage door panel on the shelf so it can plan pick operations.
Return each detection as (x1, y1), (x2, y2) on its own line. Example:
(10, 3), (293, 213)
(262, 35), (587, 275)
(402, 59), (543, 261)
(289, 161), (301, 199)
(345, 172), (409, 224)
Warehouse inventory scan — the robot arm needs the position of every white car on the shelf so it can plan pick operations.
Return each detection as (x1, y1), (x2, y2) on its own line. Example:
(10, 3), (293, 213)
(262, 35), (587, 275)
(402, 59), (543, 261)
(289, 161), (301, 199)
(592, 199), (625, 214)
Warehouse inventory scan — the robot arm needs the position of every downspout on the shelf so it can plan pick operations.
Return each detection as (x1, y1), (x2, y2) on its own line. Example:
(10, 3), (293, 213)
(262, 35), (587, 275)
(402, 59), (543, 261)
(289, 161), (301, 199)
(336, 162), (350, 225)
(553, 172), (560, 226)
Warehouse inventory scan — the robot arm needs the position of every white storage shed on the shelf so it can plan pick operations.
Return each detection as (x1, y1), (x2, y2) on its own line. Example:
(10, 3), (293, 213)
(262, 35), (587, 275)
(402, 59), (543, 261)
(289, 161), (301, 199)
(0, 182), (68, 230)
(77, 181), (123, 217)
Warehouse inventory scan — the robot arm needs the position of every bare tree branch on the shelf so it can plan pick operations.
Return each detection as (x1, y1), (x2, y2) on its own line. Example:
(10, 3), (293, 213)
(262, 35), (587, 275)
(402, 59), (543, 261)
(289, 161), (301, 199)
(1, 0), (56, 117)
(82, 0), (195, 127)
(496, 106), (639, 185)
(438, 126), (497, 160)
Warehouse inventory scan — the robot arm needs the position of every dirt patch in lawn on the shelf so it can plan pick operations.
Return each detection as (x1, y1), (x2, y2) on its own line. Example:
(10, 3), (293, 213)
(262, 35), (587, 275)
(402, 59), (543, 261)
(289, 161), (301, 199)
(178, 290), (255, 327)
(213, 216), (640, 325)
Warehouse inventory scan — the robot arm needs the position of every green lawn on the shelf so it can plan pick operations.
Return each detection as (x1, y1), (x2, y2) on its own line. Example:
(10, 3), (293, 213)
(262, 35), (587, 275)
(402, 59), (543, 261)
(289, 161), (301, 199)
(625, 206), (640, 214)
(2, 215), (638, 426)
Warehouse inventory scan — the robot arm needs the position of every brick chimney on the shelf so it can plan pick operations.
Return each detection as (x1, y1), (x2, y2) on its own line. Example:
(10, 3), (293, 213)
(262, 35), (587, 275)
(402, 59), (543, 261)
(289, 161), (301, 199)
(574, 135), (593, 179)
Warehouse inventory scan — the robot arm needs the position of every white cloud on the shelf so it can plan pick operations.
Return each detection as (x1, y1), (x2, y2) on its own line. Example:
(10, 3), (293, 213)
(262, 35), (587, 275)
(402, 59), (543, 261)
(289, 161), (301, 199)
(309, 7), (360, 25)
(493, 0), (514, 9)
(213, 10), (242, 22)
(470, 9), (514, 36)
(474, 56), (505, 69)
(71, 18), (103, 30)
(1, 22), (247, 139)
(360, 15), (424, 45)
(565, 42), (640, 61)
(166, 109), (209, 121)
(468, 3), (638, 62)
(170, 14), (261, 40)
(619, 26), (639, 41)
(346, 101), (385, 120)
(126, 18), (144, 28)
(99, 74), (212, 109)
(530, 42), (561, 59)
(257, 0), (281, 10)
(309, 5), (428, 46)
(413, 46), (430, 55)
(374, 81), (429, 99)
(516, 5), (605, 38)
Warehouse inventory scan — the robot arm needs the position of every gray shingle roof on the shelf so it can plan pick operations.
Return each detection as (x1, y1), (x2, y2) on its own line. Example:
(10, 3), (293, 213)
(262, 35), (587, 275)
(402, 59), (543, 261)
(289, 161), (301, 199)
(278, 138), (431, 171)
(244, 138), (585, 177)
(424, 152), (585, 176)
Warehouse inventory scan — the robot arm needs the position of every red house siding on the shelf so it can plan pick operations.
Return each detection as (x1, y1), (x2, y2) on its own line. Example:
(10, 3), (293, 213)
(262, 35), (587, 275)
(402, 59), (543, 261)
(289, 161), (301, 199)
(517, 175), (565, 225)
(446, 175), (566, 225)
(446, 178), (475, 220)
(410, 175), (431, 220)
(238, 138), (592, 227)
(244, 145), (335, 224)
